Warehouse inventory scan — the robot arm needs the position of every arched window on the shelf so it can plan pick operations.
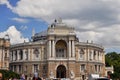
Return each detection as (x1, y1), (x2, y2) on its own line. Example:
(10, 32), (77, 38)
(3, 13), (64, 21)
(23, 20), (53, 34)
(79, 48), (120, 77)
(33, 64), (38, 73)
(93, 50), (96, 60)
(44, 48), (47, 59)
(5, 52), (7, 58)
(89, 50), (92, 60)
(19, 50), (23, 60)
(12, 51), (13, 61)
(95, 65), (97, 72)
(56, 40), (67, 58)
(79, 49), (84, 60)
(15, 50), (17, 60)
(34, 49), (39, 58)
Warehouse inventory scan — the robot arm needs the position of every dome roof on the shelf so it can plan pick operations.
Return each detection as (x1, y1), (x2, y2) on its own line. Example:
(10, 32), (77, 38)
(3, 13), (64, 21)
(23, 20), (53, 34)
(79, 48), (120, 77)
(32, 30), (47, 42)
(34, 30), (47, 37)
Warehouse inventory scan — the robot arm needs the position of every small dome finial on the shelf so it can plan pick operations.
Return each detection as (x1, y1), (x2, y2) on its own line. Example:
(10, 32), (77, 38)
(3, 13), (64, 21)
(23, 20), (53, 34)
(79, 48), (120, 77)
(32, 28), (35, 36)
(54, 18), (62, 23)
(57, 17), (62, 23)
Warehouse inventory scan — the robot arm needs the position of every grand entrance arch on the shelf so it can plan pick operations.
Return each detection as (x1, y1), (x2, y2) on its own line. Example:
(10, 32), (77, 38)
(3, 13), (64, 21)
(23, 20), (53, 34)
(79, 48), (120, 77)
(56, 65), (66, 78)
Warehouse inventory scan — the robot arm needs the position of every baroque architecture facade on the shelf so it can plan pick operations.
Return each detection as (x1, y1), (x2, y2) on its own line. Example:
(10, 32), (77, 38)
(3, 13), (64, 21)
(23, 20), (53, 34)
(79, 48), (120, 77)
(0, 35), (10, 70)
(9, 19), (105, 80)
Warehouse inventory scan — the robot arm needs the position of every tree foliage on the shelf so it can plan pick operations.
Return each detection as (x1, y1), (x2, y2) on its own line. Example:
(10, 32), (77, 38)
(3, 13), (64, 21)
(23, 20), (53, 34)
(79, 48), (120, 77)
(105, 52), (120, 79)
(0, 69), (20, 79)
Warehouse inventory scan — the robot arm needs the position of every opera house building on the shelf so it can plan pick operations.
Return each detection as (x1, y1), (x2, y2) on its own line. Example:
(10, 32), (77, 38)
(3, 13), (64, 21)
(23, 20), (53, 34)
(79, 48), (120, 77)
(9, 19), (105, 80)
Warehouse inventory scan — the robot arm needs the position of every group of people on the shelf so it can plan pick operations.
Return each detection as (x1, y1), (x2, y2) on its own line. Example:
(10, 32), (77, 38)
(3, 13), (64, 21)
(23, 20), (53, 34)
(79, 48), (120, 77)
(0, 72), (42, 80)
(32, 72), (42, 80)
(20, 73), (42, 80)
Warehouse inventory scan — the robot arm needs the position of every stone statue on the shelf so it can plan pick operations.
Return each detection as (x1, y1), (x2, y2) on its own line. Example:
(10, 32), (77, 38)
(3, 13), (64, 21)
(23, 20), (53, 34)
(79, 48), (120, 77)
(70, 70), (75, 78)
(49, 71), (54, 78)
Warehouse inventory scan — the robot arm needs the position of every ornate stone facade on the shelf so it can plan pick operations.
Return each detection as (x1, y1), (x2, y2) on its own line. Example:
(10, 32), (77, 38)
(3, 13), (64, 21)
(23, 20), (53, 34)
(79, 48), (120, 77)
(9, 19), (105, 80)
(0, 35), (10, 70)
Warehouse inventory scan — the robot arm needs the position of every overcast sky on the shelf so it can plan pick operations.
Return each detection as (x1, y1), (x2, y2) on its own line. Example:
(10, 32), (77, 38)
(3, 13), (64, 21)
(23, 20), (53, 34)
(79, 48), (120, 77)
(0, 0), (120, 53)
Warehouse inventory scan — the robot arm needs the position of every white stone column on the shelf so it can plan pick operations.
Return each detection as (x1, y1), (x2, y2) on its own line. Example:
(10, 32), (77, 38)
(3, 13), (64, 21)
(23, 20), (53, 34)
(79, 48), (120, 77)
(91, 50), (94, 60)
(17, 50), (20, 60)
(23, 49), (25, 60)
(13, 51), (15, 61)
(9, 52), (11, 61)
(98, 52), (100, 61)
(30, 49), (32, 60)
(72, 40), (75, 57)
(10, 52), (12, 61)
(12, 51), (13, 61)
(31, 48), (34, 60)
(88, 49), (89, 61)
(52, 40), (55, 58)
(84, 49), (86, 61)
(49, 40), (52, 57)
(28, 49), (30, 60)
(69, 40), (71, 57)
(95, 51), (97, 60)
(39, 48), (41, 60)
(12, 51), (14, 61)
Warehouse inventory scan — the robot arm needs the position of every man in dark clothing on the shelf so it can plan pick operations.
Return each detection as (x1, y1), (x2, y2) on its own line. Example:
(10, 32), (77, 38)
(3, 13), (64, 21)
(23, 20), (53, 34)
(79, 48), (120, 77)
(32, 72), (42, 80)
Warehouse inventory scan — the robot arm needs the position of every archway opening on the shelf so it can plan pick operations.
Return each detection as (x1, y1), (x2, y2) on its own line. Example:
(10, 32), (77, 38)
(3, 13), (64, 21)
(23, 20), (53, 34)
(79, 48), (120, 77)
(107, 71), (112, 79)
(56, 65), (66, 78)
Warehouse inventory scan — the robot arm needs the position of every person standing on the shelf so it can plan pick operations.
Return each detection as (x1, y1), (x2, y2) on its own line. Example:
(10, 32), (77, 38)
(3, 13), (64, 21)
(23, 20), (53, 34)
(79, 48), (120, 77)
(32, 72), (42, 80)
(20, 74), (25, 80)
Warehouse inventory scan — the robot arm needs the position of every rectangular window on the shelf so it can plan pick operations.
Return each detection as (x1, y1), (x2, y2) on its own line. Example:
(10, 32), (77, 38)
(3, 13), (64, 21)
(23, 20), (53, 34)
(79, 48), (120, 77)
(19, 65), (21, 72)
(95, 65), (97, 72)
(10, 65), (13, 71)
(34, 64), (38, 73)
(56, 48), (65, 58)
(80, 53), (83, 59)
(89, 51), (92, 60)
(4, 63), (7, 67)
(81, 64), (85, 72)
(24, 66), (27, 73)
(14, 65), (16, 72)
(15, 51), (17, 61)
(94, 51), (96, 60)
(99, 65), (101, 72)
(5, 52), (7, 58)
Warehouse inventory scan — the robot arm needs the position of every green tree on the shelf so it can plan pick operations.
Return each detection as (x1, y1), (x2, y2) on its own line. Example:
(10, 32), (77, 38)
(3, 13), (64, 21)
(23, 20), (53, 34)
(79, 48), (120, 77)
(105, 52), (120, 79)
(0, 70), (20, 79)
